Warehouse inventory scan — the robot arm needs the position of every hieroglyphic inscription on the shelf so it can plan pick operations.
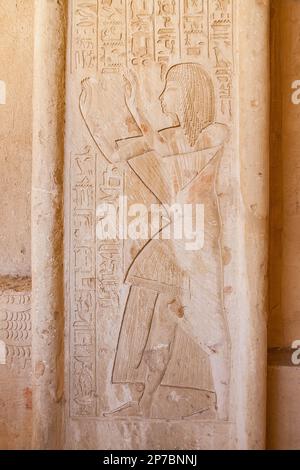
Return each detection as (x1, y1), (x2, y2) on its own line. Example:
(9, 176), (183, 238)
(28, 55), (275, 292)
(181, 0), (208, 59)
(127, 0), (155, 67)
(71, 0), (233, 117)
(96, 165), (122, 312)
(70, 146), (97, 416)
(209, 0), (233, 118)
(69, 0), (235, 418)
(72, 0), (98, 72)
(98, 0), (127, 73)
(155, 0), (181, 72)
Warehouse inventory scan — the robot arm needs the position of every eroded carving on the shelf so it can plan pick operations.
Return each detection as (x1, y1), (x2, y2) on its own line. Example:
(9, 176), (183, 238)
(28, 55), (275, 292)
(80, 63), (230, 420)
(69, 0), (234, 422)
(0, 289), (31, 370)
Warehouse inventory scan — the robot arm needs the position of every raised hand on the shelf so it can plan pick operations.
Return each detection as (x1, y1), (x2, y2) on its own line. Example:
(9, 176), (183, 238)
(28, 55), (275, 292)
(123, 69), (140, 119)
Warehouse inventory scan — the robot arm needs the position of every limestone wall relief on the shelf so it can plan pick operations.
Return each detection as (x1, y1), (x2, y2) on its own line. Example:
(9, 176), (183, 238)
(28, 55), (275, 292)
(64, 0), (269, 450)
(3, 0), (298, 452)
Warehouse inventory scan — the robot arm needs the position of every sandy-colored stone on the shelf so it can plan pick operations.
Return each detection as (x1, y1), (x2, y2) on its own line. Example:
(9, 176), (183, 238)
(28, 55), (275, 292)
(0, 276), (32, 450)
(0, 0), (33, 277)
(31, 0), (66, 450)
(63, 0), (269, 450)
(2, 0), (290, 451)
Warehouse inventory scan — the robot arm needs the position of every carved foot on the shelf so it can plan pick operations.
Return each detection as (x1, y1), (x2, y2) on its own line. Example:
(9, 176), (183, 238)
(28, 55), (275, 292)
(103, 401), (143, 418)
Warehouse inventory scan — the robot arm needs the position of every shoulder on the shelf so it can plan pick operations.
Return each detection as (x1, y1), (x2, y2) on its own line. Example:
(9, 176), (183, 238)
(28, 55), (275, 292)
(158, 126), (182, 142)
(156, 127), (178, 156)
(200, 123), (230, 148)
(158, 126), (192, 155)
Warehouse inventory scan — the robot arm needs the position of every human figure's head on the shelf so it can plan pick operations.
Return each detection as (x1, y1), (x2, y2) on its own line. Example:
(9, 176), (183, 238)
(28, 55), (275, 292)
(159, 63), (215, 147)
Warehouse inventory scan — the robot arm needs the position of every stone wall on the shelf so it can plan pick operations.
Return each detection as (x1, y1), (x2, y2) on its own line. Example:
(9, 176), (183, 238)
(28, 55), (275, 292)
(0, 0), (33, 451)
(61, 0), (269, 450)
(0, 277), (32, 449)
(0, 0), (33, 277)
(0, 0), (300, 451)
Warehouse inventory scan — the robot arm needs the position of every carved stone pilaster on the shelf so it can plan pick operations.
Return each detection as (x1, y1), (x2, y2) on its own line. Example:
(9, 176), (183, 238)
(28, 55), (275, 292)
(31, 0), (67, 450)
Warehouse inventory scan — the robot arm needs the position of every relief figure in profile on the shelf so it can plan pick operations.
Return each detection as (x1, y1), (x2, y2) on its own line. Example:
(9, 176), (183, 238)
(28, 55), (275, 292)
(81, 63), (231, 420)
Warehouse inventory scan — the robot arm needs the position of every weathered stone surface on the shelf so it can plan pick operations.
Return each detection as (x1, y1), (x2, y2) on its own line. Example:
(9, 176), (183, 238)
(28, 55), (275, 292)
(0, 0), (33, 277)
(0, 0), (275, 451)
(63, 0), (269, 450)
(31, 0), (66, 450)
(0, 277), (32, 450)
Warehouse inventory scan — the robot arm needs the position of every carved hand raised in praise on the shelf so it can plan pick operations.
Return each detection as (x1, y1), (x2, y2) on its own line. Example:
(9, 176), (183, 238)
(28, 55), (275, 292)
(123, 69), (140, 123)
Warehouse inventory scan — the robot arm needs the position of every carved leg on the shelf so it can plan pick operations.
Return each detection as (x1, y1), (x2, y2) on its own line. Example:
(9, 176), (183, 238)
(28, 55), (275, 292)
(112, 286), (158, 384)
(138, 346), (172, 416)
(104, 287), (158, 417)
(138, 293), (178, 417)
(181, 297), (230, 421)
